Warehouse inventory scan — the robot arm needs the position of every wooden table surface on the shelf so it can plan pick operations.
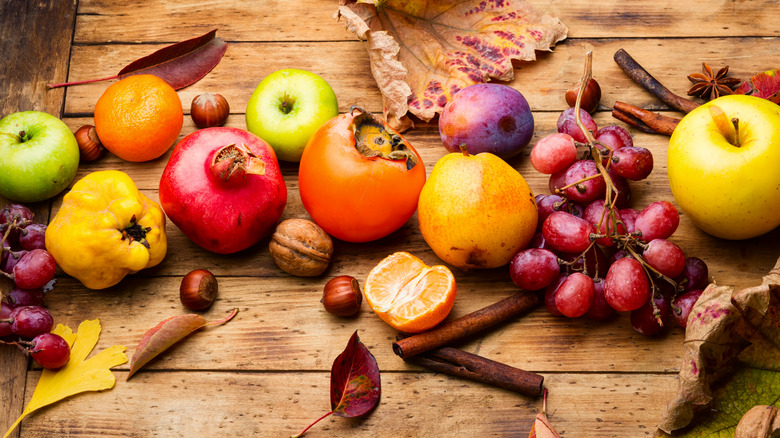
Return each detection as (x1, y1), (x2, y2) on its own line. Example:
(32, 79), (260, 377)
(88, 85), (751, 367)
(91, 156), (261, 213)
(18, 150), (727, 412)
(2, 1), (779, 436)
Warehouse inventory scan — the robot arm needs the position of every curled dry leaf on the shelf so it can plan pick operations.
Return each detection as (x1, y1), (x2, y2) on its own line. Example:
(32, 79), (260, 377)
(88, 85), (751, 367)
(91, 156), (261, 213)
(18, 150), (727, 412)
(292, 331), (380, 437)
(3, 320), (127, 438)
(127, 308), (238, 380)
(48, 29), (227, 90)
(657, 257), (780, 435)
(336, 0), (567, 131)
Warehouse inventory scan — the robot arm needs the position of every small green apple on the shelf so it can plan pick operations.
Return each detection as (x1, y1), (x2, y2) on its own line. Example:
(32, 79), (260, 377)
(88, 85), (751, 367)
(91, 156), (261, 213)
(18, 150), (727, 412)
(668, 94), (780, 240)
(0, 111), (79, 202)
(245, 69), (338, 162)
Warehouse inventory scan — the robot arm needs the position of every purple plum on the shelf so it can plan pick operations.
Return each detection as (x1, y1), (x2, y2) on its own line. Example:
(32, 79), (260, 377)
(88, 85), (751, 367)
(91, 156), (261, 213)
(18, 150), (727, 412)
(438, 84), (534, 159)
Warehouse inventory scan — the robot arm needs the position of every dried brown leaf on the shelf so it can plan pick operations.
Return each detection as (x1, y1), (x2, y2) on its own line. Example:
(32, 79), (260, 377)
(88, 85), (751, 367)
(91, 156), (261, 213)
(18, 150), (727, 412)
(337, 0), (567, 130)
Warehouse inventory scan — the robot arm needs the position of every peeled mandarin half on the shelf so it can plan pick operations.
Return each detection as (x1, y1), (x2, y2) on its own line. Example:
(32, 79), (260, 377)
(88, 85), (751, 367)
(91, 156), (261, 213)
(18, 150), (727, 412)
(364, 252), (456, 333)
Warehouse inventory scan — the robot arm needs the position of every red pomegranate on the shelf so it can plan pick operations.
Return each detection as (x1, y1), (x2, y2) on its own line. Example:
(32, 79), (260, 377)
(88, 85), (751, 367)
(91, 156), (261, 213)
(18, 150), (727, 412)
(159, 127), (287, 254)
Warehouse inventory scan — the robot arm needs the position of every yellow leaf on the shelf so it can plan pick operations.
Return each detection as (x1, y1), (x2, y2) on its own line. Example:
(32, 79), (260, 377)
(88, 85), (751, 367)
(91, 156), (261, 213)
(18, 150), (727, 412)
(3, 319), (127, 438)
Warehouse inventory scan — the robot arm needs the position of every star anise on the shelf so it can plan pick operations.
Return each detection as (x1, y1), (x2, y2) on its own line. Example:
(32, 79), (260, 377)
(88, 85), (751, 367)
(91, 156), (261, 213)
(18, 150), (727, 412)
(687, 63), (741, 101)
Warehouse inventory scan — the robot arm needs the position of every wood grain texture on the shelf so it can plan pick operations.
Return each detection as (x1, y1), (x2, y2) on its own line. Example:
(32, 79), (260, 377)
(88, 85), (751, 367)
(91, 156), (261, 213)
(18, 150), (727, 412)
(73, 0), (780, 42)
(18, 370), (678, 437)
(61, 38), (780, 117)
(4, 0), (780, 436)
(0, 1), (76, 436)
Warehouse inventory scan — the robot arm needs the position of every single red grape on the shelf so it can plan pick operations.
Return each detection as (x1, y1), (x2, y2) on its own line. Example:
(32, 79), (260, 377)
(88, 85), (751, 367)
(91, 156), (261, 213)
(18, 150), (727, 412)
(672, 288), (704, 328)
(563, 160), (606, 204)
(0, 302), (14, 337)
(630, 292), (671, 336)
(643, 239), (686, 278)
(557, 108), (598, 143)
(635, 201), (679, 242)
(555, 272), (595, 318)
(610, 146), (654, 181)
(595, 125), (633, 151)
(677, 257), (709, 292)
(542, 211), (593, 253)
(544, 275), (567, 316)
(607, 170), (632, 208)
(583, 199), (625, 247)
(509, 248), (560, 291)
(13, 249), (57, 290)
(6, 287), (45, 307)
(2, 250), (28, 274)
(8, 305), (53, 339)
(0, 204), (34, 246)
(530, 133), (578, 174)
(29, 332), (71, 369)
(586, 278), (616, 320)
(619, 208), (639, 234)
(604, 258), (650, 312)
(19, 223), (47, 251)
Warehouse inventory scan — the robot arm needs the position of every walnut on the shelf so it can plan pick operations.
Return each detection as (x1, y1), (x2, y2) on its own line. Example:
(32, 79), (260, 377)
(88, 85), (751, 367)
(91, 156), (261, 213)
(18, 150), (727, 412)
(269, 219), (334, 277)
(735, 405), (780, 438)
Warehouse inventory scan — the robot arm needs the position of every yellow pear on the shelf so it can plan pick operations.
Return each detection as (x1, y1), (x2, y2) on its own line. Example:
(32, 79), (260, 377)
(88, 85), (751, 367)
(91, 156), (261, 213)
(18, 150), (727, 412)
(418, 148), (537, 270)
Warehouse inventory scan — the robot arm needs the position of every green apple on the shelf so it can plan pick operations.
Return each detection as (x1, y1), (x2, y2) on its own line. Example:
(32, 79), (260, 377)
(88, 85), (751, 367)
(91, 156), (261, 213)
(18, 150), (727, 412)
(0, 111), (79, 202)
(245, 69), (338, 162)
(667, 94), (780, 240)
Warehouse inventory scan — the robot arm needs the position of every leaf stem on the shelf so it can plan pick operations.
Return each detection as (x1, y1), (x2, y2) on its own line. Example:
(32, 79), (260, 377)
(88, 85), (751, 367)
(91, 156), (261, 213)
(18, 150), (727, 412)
(204, 308), (239, 326)
(291, 411), (333, 438)
(46, 75), (119, 89)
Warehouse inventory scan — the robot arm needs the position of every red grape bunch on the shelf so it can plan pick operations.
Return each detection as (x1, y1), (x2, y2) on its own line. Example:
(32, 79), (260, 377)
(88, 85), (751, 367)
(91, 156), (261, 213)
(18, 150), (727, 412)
(1, 203), (70, 369)
(510, 64), (708, 336)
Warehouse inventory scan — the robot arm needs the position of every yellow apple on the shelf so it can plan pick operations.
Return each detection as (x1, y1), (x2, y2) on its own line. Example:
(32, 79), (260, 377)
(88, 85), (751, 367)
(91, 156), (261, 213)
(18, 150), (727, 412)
(667, 94), (780, 239)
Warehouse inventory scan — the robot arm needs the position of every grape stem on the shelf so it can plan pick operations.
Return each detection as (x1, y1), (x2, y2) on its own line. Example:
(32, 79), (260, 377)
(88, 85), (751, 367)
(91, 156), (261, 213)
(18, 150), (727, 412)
(570, 50), (681, 322)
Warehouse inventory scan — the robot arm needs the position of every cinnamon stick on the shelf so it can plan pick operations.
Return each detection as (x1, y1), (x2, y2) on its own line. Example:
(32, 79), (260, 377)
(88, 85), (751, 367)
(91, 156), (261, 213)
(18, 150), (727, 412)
(392, 292), (539, 359)
(612, 101), (681, 136)
(613, 48), (700, 114)
(407, 345), (544, 397)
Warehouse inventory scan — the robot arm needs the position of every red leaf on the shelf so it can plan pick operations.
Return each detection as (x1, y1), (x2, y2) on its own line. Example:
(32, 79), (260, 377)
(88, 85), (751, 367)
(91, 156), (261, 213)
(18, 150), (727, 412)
(126, 308), (238, 380)
(735, 69), (780, 104)
(292, 331), (380, 437)
(48, 29), (227, 90)
(330, 331), (381, 417)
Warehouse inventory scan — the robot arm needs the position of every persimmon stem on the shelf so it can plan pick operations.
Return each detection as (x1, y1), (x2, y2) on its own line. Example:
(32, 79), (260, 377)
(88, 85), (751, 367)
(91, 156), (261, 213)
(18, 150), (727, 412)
(291, 411), (333, 438)
(46, 75), (119, 89)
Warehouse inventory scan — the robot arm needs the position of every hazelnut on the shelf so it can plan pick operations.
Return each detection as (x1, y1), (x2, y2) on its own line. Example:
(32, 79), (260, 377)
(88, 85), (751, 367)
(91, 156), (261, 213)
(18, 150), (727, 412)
(269, 219), (333, 277)
(565, 78), (601, 113)
(74, 125), (105, 161)
(180, 269), (218, 310)
(321, 275), (362, 317)
(191, 93), (230, 128)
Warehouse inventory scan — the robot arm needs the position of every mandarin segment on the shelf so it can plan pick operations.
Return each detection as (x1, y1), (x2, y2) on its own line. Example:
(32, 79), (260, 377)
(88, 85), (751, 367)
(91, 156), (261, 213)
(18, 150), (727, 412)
(364, 252), (456, 333)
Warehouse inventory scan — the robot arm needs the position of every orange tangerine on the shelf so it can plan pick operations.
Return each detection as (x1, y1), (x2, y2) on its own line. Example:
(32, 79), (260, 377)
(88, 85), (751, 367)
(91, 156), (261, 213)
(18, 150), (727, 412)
(364, 252), (456, 333)
(94, 74), (183, 162)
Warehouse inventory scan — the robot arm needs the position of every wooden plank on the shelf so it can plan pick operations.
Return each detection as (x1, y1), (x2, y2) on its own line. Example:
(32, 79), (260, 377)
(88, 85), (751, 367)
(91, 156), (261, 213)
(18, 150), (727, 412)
(0, 1), (77, 436)
(61, 37), (778, 117)
(0, 0), (76, 116)
(74, 0), (780, 42)
(17, 370), (679, 437)
(44, 275), (686, 373)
